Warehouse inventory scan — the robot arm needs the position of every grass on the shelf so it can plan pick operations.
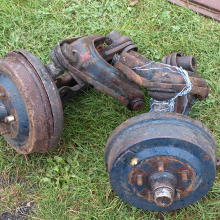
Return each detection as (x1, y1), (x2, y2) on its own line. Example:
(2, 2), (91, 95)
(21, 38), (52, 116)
(0, 0), (220, 219)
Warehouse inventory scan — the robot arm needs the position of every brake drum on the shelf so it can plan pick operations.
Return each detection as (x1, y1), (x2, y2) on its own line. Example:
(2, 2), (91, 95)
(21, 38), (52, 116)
(105, 112), (217, 211)
(0, 50), (63, 154)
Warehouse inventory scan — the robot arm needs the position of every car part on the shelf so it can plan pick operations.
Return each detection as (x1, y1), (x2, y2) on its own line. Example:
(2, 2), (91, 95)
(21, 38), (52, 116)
(0, 31), (218, 211)
(0, 50), (63, 154)
(45, 34), (145, 110)
(105, 112), (217, 211)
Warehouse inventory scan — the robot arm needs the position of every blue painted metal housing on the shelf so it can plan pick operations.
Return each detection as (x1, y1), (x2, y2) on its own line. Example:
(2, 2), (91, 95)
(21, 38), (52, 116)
(0, 72), (29, 146)
(105, 112), (217, 211)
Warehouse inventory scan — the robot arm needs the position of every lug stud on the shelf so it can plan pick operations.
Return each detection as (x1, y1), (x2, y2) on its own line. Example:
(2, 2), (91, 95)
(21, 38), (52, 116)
(182, 170), (189, 182)
(137, 175), (143, 186)
(158, 161), (164, 172)
(4, 115), (15, 123)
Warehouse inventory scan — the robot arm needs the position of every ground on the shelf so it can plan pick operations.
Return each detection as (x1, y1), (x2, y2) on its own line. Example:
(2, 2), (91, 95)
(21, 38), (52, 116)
(0, 0), (220, 219)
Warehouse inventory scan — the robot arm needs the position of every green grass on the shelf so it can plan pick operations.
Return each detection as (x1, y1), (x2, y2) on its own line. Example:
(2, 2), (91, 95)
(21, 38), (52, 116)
(0, 0), (220, 219)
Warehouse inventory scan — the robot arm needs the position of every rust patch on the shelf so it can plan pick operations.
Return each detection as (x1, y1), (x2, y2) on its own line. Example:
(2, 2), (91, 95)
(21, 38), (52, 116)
(128, 156), (196, 201)
(166, 0), (220, 22)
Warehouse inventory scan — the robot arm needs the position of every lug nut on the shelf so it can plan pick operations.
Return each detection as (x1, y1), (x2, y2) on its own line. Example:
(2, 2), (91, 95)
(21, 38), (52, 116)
(4, 115), (15, 123)
(158, 161), (164, 172)
(137, 175), (143, 186)
(182, 170), (189, 182)
(0, 93), (5, 98)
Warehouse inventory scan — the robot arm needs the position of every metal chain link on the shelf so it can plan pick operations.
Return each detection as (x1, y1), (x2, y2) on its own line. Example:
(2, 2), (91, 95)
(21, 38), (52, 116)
(131, 62), (192, 112)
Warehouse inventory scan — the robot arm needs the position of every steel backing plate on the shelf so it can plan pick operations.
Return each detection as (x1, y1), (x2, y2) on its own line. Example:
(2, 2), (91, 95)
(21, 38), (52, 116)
(0, 50), (63, 154)
(105, 112), (217, 211)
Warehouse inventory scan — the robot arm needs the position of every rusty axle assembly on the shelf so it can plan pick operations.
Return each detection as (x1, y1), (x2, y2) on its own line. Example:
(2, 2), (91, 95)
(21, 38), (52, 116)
(0, 31), (218, 211)
(45, 31), (209, 112)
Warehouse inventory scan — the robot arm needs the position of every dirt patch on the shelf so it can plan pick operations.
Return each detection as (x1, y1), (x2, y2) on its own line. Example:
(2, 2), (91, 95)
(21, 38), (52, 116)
(0, 174), (36, 219)
(0, 202), (35, 220)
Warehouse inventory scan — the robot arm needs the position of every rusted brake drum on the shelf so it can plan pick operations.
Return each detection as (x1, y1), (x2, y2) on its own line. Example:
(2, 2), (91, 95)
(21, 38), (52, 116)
(105, 112), (217, 211)
(0, 50), (63, 154)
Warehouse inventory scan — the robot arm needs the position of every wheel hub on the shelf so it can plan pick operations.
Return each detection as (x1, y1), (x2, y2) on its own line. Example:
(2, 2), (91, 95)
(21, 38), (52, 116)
(128, 156), (196, 207)
(0, 73), (28, 141)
